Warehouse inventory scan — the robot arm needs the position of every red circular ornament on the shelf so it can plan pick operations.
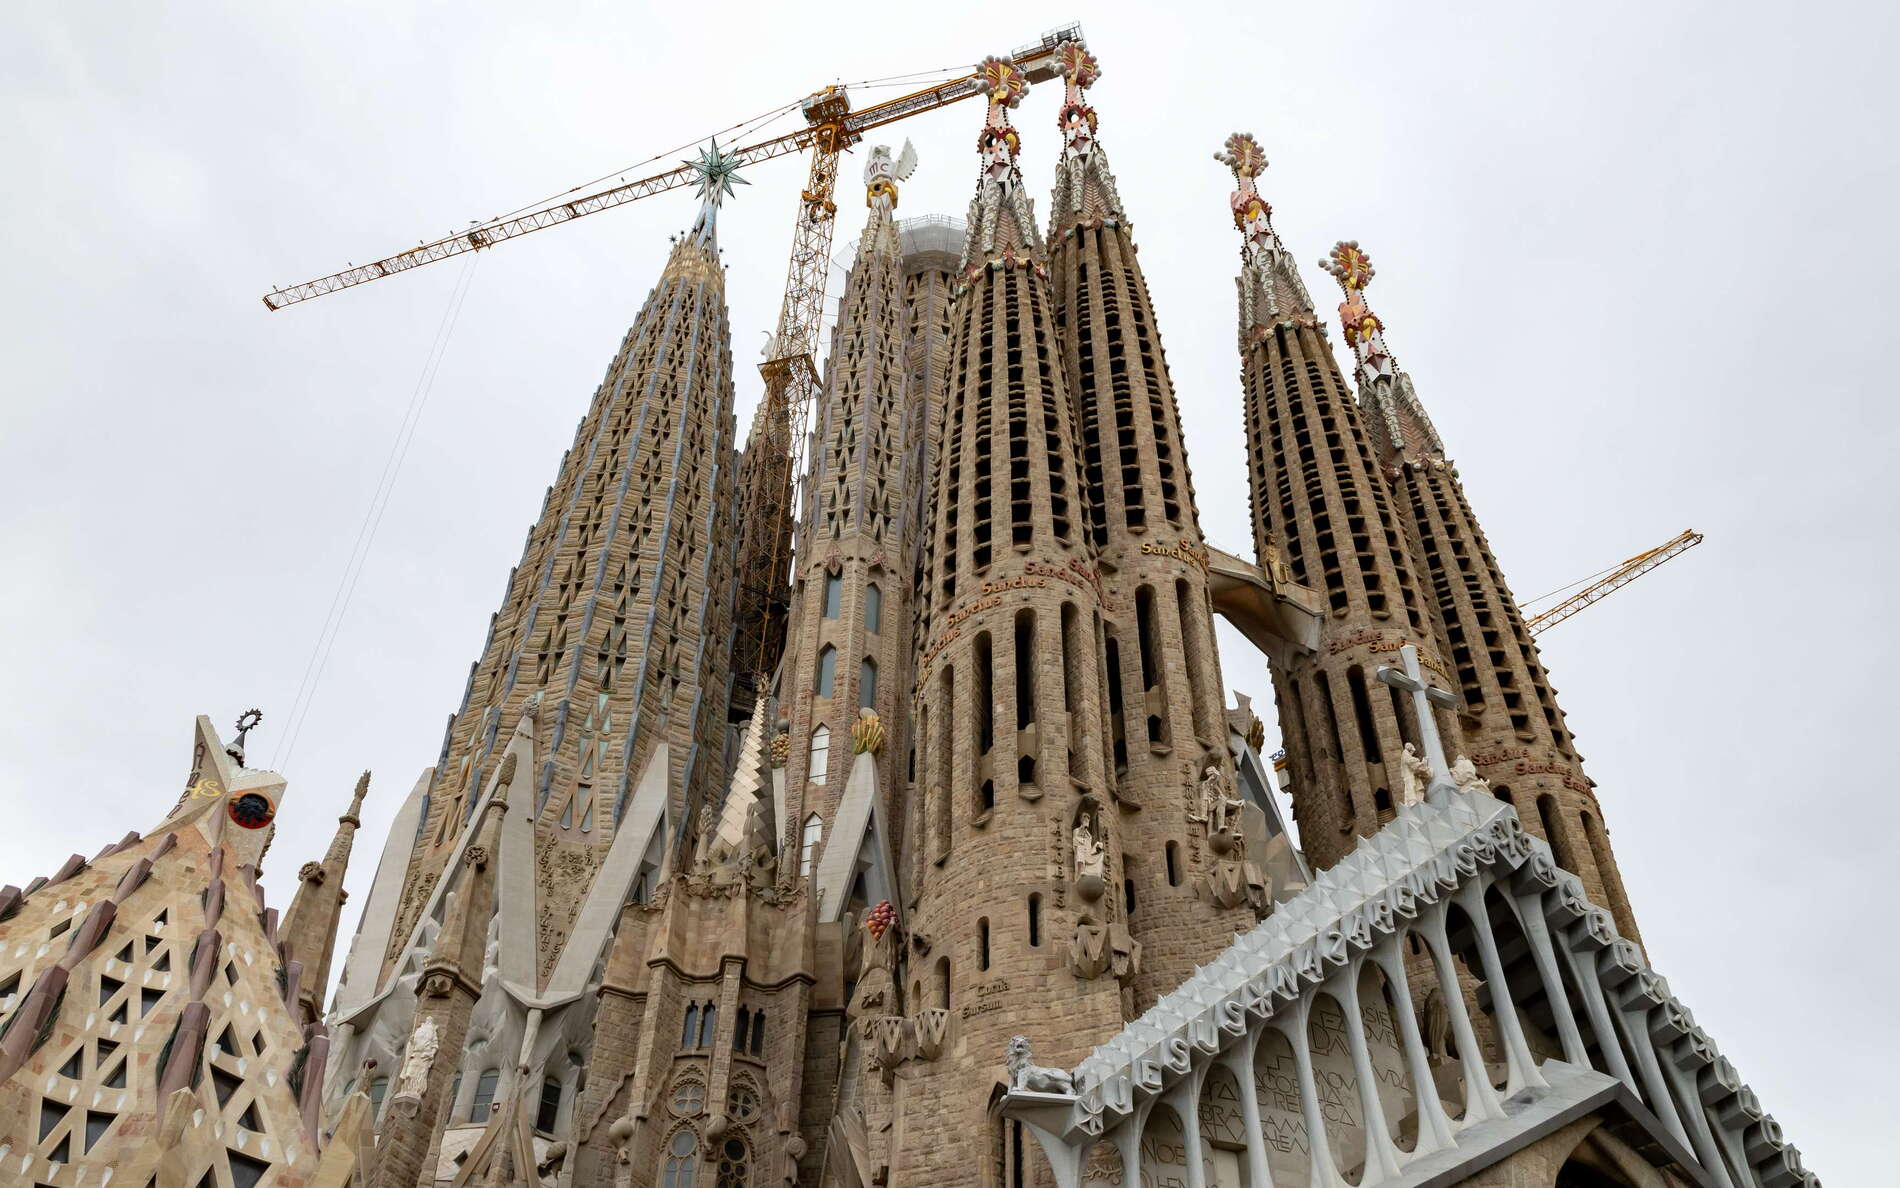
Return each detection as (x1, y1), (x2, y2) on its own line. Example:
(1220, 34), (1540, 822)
(228, 792), (276, 830)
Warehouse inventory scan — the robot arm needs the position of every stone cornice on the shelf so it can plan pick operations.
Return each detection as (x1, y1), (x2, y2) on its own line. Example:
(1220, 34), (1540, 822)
(1029, 789), (1813, 1184)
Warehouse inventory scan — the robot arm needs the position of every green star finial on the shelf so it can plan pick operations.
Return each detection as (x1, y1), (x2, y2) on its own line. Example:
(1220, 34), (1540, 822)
(685, 138), (748, 208)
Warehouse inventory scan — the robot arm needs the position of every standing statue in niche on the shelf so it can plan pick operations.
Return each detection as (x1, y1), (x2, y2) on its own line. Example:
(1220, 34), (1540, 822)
(1194, 763), (1244, 836)
(481, 912), (502, 983)
(394, 1016), (440, 1104)
(693, 800), (719, 872)
(1072, 819), (1105, 884)
(1399, 742), (1431, 808)
(743, 801), (778, 893)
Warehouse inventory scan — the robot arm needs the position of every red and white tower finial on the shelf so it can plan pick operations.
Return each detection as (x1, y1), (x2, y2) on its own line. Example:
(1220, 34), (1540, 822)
(1056, 42), (1101, 154)
(1215, 132), (1276, 254)
(1050, 42), (1126, 225)
(1217, 132), (1315, 335)
(1320, 240), (1393, 382)
(976, 54), (1029, 171)
(963, 54), (1042, 274)
(1321, 239), (1445, 460)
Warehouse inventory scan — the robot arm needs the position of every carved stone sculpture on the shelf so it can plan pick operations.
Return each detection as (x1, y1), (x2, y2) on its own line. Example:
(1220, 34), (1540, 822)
(779, 1132), (808, 1185)
(848, 942), (896, 1019)
(1069, 917), (1110, 980)
(1108, 923), (1142, 985)
(868, 1015), (909, 1076)
(607, 1114), (637, 1164)
(693, 801), (718, 872)
(1450, 756), (1490, 796)
(1195, 763), (1243, 836)
(1071, 818), (1106, 901)
(1400, 742), (1430, 808)
(911, 1008), (949, 1061)
(1201, 859), (1269, 913)
(1006, 1036), (1074, 1094)
(852, 707), (885, 755)
(481, 912), (502, 983)
(393, 1016), (440, 1105)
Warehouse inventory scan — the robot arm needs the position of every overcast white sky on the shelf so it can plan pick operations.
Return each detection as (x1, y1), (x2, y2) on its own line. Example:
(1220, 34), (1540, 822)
(3, 1), (1893, 1177)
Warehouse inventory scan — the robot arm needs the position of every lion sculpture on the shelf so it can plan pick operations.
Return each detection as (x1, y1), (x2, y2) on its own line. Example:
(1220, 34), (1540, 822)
(1006, 1035), (1075, 1095)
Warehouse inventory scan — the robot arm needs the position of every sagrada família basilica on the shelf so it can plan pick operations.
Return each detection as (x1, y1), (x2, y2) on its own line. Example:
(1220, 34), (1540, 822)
(0, 35), (1819, 1188)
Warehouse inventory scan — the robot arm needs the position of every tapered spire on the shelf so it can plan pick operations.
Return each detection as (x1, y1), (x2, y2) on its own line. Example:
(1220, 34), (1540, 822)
(279, 769), (371, 1024)
(1216, 132), (1316, 340)
(862, 139), (917, 229)
(683, 137), (748, 248)
(1049, 42), (1125, 225)
(1320, 240), (1445, 462)
(960, 55), (1041, 272)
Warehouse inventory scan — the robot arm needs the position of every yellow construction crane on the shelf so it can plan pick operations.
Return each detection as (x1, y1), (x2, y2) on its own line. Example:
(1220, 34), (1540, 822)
(1524, 529), (1704, 636)
(260, 24), (1085, 683)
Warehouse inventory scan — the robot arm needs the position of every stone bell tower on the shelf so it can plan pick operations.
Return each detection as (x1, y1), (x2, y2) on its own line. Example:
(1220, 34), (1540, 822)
(777, 137), (925, 927)
(1220, 133), (1454, 872)
(1045, 44), (1261, 1011)
(1322, 241), (1641, 941)
(323, 141), (747, 1188)
(896, 53), (1131, 1187)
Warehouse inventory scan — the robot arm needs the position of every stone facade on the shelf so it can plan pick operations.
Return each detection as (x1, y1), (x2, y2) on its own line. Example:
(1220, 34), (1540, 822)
(318, 161), (748, 1188)
(0, 37), (1788, 1188)
(1320, 241), (1642, 943)
(1045, 48), (1261, 1013)
(897, 57), (1132, 1186)
(1220, 135), (1460, 876)
(380, 187), (741, 990)
(0, 715), (368, 1187)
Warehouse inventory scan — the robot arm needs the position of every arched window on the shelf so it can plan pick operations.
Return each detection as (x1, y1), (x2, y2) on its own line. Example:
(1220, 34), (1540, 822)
(716, 1136), (750, 1188)
(823, 573), (843, 619)
(749, 1010), (765, 1056)
(681, 1004), (699, 1050)
(536, 1076), (562, 1132)
(800, 814), (823, 877)
(368, 1076), (389, 1117)
(662, 1128), (700, 1188)
(732, 1010), (749, 1053)
(1165, 842), (1181, 887)
(978, 917), (991, 970)
(809, 726), (831, 785)
(864, 583), (882, 633)
(470, 1068), (499, 1121)
(815, 646), (837, 697)
(859, 659), (878, 709)
(697, 1003), (718, 1049)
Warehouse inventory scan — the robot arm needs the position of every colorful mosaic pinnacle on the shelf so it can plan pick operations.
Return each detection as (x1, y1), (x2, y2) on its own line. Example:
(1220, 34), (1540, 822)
(975, 54), (1030, 111)
(1056, 41), (1101, 90)
(1323, 239), (1384, 348)
(1057, 44), (1101, 152)
(1214, 130), (1268, 181)
(1321, 239), (1375, 291)
(1217, 131), (1277, 247)
(975, 55), (1027, 176)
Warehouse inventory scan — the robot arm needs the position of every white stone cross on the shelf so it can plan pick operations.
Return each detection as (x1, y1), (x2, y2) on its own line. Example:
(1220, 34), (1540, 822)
(1376, 645), (1458, 782)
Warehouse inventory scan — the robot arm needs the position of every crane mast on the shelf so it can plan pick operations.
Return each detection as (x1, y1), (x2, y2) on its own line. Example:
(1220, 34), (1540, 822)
(258, 25), (1085, 700)
(1525, 529), (1705, 636)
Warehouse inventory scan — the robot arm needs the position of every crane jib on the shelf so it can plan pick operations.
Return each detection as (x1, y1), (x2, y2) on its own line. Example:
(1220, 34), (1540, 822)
(259, 23), (1083, 311)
